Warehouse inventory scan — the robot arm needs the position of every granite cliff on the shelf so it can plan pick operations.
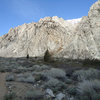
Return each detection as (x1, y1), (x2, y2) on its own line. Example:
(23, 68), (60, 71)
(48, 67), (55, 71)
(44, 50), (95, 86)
(0, 0), (100, 59)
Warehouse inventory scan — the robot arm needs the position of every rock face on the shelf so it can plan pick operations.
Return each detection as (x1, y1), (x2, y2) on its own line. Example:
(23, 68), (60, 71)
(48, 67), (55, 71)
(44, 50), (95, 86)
(75, 0), (100, 59)
(0, 16), (81, 58)
(0, 0), (100, 59)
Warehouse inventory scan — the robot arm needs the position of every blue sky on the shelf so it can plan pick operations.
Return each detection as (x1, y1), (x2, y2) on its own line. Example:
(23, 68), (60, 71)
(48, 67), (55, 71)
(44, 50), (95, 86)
(0, 0), (97, 36)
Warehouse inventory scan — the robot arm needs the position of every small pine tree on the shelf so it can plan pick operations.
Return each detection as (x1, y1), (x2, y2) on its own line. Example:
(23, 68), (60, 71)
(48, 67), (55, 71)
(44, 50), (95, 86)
(44, 49), (51, 62)
(26, 54), (29, 59)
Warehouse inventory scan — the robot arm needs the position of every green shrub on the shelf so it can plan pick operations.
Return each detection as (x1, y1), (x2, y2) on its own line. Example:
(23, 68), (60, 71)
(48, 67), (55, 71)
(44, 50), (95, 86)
(6, 74), (15, 81)
(76, 80), (100, 100)
(0, 68), (5, 72)
(44, 49), (51, 62)
(24, 89), (44, 100)
(83, 58), (100, 66)
(17, 75), (35, 84)
(4, 92), (16, 100)
(73, 68), (100, 81)
(44, 78), (60, 88)
(67, 86), (77, 95)
(32, 64), (50, 72)
(35, 74), (43, 81)
(44, 78), (67, 92)
(42, 68), (66, 79)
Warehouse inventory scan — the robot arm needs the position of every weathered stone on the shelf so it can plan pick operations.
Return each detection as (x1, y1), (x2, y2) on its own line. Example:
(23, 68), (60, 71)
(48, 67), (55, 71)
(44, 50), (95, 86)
(46, 88), (55, 97)
(56, 93), (65, 100)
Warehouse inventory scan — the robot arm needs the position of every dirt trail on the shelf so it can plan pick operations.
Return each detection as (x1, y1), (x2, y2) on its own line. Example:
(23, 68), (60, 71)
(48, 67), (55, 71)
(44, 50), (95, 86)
(0, 73), (8, 100)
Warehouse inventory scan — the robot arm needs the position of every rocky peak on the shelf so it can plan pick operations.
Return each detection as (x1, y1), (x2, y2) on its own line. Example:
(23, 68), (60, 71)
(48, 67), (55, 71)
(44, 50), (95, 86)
(35, 16), (59, 28)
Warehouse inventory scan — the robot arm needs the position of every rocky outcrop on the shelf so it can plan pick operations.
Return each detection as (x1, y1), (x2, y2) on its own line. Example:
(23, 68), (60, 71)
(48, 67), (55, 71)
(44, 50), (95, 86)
(74, 0), (100, 59)
(0, 0), (100, 59)
(0, 16), (81, 58)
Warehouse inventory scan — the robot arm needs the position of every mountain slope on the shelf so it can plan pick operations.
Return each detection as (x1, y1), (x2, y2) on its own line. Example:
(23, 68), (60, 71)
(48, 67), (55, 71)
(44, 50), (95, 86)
(0, 16), (81, 58)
